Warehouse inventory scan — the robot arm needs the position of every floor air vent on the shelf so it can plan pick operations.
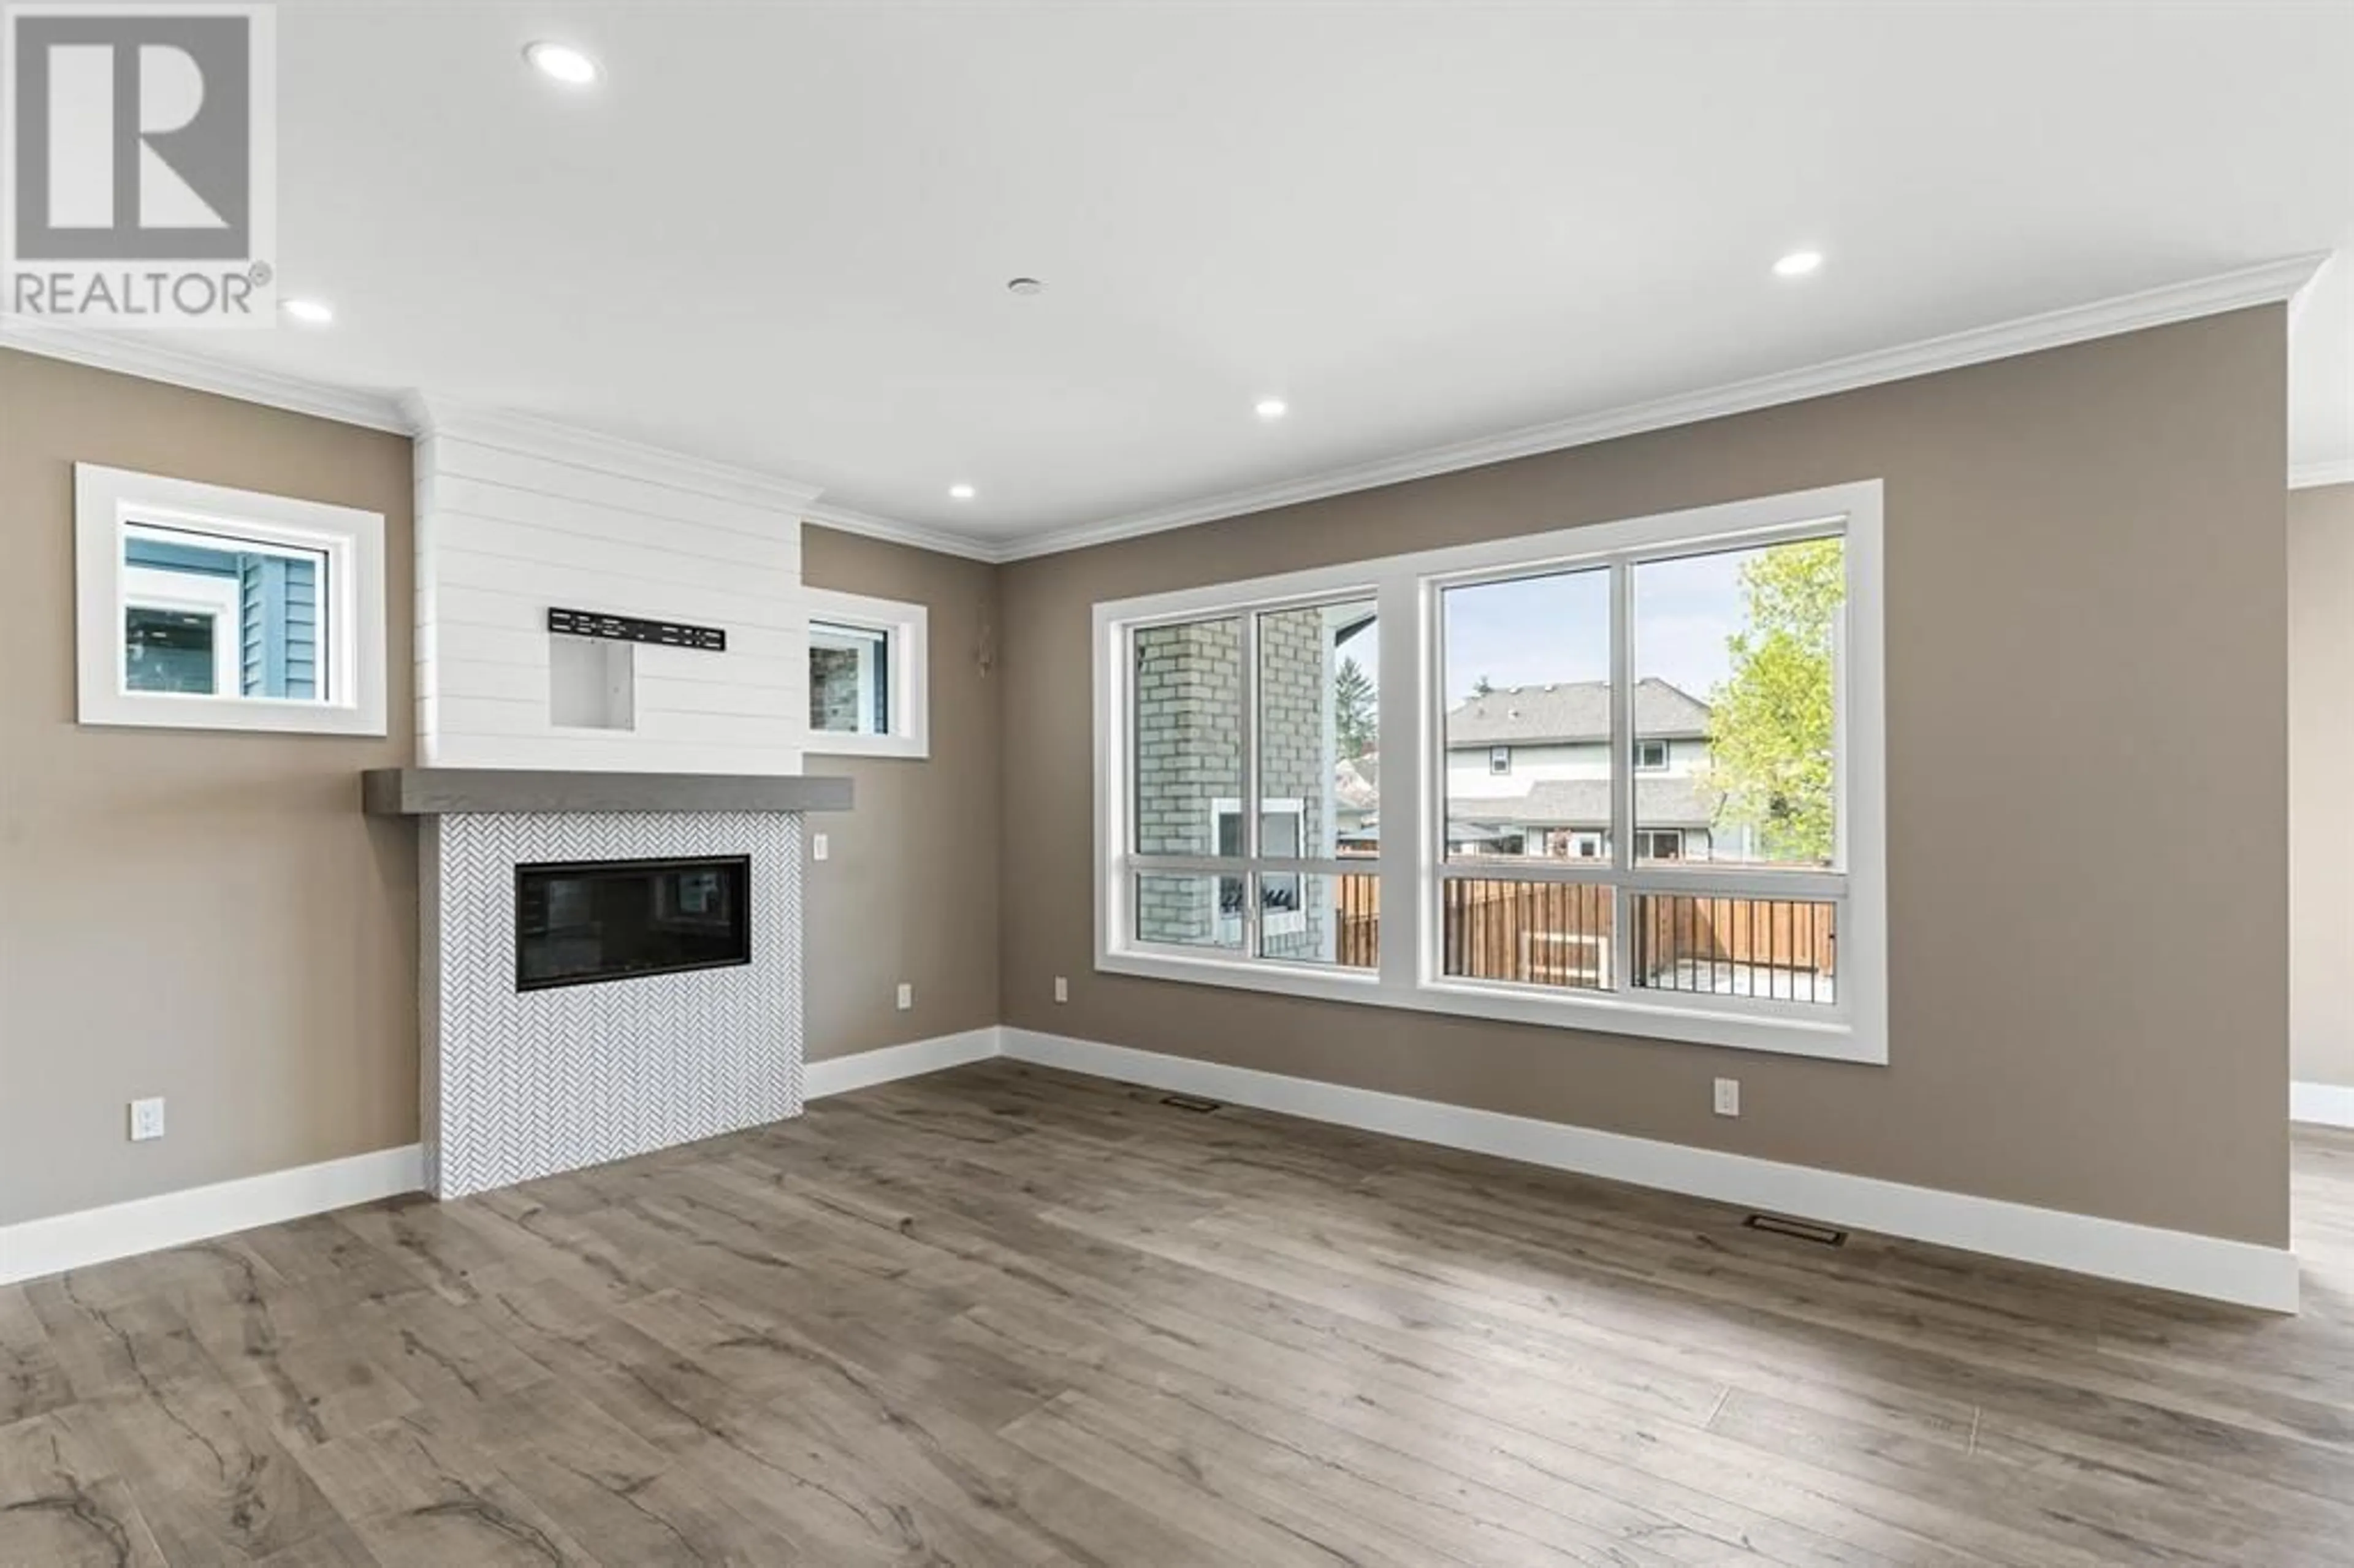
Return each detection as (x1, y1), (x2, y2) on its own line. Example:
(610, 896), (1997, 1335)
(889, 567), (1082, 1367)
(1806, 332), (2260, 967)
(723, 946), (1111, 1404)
(1159, 1094), (1224, 1113)
(1743, 1213), (1848, 1247)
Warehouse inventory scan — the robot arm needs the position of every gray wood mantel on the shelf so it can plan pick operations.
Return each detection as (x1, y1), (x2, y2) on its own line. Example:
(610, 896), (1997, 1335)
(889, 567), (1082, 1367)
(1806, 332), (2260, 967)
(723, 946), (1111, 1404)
(362, 768), (854, 816)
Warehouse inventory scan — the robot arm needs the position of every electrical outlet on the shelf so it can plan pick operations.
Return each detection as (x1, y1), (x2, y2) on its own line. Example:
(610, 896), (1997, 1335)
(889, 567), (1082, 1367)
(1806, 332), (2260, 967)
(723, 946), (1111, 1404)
(1712, 1078), (1740, 1117)
(129, 1097), (166, 1141)
(811, 832), (829, 862)
(1053, 976), (1068, 1003)
(896, 982), (913, 1011)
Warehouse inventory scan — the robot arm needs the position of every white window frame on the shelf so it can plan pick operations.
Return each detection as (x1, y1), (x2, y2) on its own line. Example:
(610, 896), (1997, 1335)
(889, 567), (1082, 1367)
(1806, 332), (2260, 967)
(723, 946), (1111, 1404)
(1488, 745), (1512, 775)
(75, 463), (386, 735)
(1093, 479), (1887, 1065)
(1211, 796), (1309, 940)
(1635, 827), (1686, 862)
(122, 565), (243, 696)
(801, 586), (929, 759)
(1633, 739), (1670, 771)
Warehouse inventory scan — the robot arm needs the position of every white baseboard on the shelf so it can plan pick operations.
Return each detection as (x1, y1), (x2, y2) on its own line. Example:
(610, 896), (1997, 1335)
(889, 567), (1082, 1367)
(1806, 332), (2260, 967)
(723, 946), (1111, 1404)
(805, 1027), (1004, 1100)
(0, 1027), (999, 1287)
(10, 1037), (2299, 1310)
(0, 1144), (425, 1287)
(2293, 1080), (2354, 1129)
(1000, 1028), (2299, 1313)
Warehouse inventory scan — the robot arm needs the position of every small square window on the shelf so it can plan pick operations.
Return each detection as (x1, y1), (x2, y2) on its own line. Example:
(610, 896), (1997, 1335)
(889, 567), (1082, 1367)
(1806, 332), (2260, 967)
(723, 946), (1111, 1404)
(1637, 828), (1685, 862)
(77, 464), (386, 735)
(802, 588), (929, 759)
(1634, 739), (1669, 771)
(810, 622), (891, 736)
(1489, 745), (1512, 775)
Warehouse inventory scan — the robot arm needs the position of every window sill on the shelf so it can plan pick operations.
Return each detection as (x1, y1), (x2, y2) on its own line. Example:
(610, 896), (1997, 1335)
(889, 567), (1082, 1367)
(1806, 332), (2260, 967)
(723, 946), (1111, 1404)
(1096, 947), (1883, 1065)
(806, 733), (928, 761)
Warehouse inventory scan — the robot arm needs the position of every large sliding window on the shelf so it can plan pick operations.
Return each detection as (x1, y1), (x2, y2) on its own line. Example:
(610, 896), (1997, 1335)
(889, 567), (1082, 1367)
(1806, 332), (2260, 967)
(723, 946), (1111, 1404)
(1095, 481), (1885, 1064)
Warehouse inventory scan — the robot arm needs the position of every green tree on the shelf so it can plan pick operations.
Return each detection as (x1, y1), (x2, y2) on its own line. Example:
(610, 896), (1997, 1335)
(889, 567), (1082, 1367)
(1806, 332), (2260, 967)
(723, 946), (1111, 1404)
(1471, 674), (1496, 697)
(1704, 539), (1845, 866)
(1334, 656), (1377, 759)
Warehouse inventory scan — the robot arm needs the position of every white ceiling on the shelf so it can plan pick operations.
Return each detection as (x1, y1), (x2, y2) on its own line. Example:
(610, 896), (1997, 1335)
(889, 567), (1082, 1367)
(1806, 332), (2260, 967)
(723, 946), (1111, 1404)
(27, 2), (2354, 547)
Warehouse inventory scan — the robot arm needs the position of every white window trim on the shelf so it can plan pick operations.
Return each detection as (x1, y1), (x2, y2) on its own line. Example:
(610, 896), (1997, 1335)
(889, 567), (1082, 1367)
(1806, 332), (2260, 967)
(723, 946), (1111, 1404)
(75, 463), (386, 736)
(1211, 796), (1310, 940)
(1092, 479), (1887, 1066)
(801, 586), (929, 760)
(1633, 739), (1670, 771)
(122, 565), (243, 696)
(1635, 827), (1686, 862)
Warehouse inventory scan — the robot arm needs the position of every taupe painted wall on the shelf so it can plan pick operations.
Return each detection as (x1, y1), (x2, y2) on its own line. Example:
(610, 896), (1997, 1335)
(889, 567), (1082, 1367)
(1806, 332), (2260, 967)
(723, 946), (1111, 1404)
(0, 312), (2294, 1249)
(998, 308), (2291, 1247)
(0, 350), (418, 1227)
(2291, 482), (2354, 1090)
(801, 527), (1002, 1059)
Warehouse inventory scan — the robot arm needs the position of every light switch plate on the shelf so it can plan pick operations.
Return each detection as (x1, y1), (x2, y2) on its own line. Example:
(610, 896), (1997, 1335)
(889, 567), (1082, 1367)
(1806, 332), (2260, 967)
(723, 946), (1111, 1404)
(129, 1097), (166, 1141)
(896, 982), (913, 1011)
(811, 832), (829, 862)
(1712, 1078), (1740, 1117)
(1053, 976), (1068, 1003)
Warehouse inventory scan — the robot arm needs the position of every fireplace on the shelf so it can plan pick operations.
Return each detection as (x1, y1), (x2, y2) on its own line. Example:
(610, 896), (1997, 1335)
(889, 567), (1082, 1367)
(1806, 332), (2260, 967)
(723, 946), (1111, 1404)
(515, 854), (751, 991)
(365, 769), (851, 1198)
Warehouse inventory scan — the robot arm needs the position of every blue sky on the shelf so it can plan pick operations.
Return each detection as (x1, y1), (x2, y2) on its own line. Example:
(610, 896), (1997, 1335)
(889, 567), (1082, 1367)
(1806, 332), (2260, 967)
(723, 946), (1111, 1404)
(1436, 549), (1752, 704)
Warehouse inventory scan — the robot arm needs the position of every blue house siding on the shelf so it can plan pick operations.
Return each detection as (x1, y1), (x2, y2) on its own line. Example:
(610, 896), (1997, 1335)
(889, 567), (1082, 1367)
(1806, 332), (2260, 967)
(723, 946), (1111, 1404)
(238, 555), (319, 699)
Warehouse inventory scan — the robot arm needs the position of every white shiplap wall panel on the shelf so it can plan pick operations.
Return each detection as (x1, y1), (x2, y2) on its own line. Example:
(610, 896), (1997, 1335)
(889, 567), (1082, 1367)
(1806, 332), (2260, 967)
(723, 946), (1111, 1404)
(432, 516), (799, 601)
(430, 436), (805, 542)
(429, 656), (802, 708)
(431, 552), (802, 635)
(413, 421), (813, 774)
(429, 474), (804, 567)
(422, 590), (808, 665)
(430, 696), (800, 750)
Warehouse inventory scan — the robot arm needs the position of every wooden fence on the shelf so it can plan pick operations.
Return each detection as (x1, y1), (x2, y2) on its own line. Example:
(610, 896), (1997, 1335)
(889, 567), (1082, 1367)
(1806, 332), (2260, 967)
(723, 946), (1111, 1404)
(1335, 871), (1835, 992)
(1636, 892), (1837, 985)
(1336, 870), (1380, 969)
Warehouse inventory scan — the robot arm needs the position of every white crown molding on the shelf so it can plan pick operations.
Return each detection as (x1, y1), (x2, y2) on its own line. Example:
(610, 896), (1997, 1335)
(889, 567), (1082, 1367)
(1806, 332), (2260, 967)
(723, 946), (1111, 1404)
(403, 392), (824, 515)
(1001, 1029), (2299, 1312)
(9, 253), (2331, 563)
(996, 252), (2332, 562)
(2290, 460), (2354, 490)
(801, 499), (1007, 563)
(0, 319), (410, 432)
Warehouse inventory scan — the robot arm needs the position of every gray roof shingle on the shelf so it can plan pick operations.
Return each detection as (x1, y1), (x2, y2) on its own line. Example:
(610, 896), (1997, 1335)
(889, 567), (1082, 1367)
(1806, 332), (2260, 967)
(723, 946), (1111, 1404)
(1454, 777), (1719, 829)
(1444, 677), (1710, 747)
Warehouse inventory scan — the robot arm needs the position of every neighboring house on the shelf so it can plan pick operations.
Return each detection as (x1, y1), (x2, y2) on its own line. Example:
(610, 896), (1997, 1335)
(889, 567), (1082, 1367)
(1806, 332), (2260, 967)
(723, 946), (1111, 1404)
(121, 531), (320, 699)
(1444, 677), (1718, 861)
(1133, 606), (1376, 961)
(1333, 755), (1379, 851)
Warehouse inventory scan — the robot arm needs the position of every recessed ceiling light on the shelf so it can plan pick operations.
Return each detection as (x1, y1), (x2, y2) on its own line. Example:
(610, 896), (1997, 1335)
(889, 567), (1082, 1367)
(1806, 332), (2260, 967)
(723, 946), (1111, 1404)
(1773, 249), (1824, 278)
(1005, 278), (1045, 296)
(1254, 398), (1288, 419)
(948, 484), (977, 500)
(281, 298), (333, 325)
(524, 40), (600, 86)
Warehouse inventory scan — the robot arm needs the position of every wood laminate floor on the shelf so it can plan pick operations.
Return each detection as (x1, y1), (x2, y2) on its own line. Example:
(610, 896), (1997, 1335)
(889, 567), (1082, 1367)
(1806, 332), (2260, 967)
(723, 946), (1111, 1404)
(4, 1060), (2352, 1566)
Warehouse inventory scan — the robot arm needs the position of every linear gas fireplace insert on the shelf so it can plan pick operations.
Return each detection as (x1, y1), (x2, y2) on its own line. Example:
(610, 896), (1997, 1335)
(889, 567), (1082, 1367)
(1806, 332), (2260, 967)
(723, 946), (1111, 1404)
(514, 854), (752, 991)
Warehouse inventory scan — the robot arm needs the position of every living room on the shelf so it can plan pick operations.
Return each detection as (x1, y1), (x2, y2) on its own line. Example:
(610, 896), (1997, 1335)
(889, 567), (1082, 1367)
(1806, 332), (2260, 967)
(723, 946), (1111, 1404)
(2, 3), (2352, 1562)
